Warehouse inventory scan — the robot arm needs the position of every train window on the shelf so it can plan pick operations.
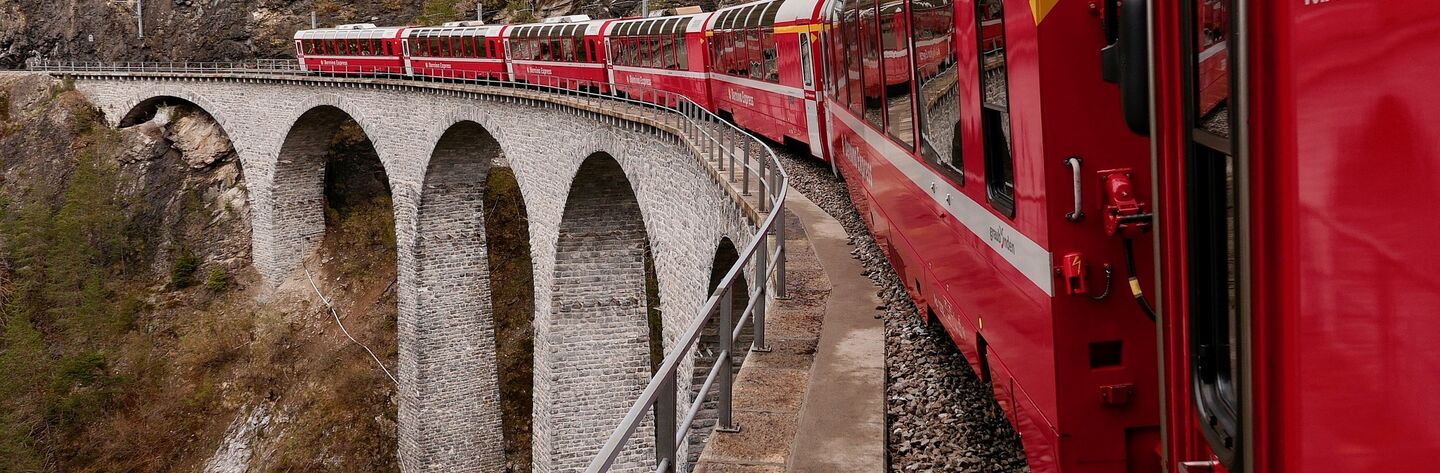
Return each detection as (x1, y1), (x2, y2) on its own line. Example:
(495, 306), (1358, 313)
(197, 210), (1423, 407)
(662, 37), (675, 70)
(845, 0), (864, 115)
(800, 32), (813, 88)
(880, 0), (915, 147)
(678, 36), (688, 69)
(861, 1), (884, 130)
(1184, 0), (1242, 468)
(830, 1), (851, 109)
(913, 0), (962, 177)
(762, 30), (778, 82)
(976, 0), (1015, 217)
(754, 27), (766, 78)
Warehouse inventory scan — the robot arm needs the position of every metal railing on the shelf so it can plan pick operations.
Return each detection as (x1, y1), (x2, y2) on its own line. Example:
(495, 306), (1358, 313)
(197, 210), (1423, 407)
(26, 57), (788, 472)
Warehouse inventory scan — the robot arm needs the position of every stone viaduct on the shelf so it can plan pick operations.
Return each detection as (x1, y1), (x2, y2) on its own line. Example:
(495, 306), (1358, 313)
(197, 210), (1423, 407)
(64, 73), (774, 472)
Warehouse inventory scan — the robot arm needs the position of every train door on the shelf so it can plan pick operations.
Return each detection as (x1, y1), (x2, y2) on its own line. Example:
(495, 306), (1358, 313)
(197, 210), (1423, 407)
(798, 27), (826, 159)
(1146, 0), (1248, 470)
(402, 34), (415, 75)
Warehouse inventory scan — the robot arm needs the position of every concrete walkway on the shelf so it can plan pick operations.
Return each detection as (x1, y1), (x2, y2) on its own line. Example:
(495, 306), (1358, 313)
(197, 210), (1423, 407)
(695, 190), (886, 473)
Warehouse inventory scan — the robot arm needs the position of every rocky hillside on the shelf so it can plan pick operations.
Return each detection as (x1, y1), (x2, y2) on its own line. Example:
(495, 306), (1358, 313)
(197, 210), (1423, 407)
(0, 73), (401, 472)
(0, 0), (741, 70)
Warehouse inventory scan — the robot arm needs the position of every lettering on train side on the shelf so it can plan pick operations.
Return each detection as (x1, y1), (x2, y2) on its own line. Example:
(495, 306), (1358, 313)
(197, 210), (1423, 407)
(728, 88), (756, 107)
(988, 226), (1017, 254)
(321, 60), (349, 66)
(841, 140), (874, 186)
(627, 75), (653, 86)
(427, 62), (452, 69)
(527, 67), (553, 75)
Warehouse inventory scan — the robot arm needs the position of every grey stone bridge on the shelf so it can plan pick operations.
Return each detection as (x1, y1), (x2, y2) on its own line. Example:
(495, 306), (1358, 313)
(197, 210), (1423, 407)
(57, 70), (783, 472)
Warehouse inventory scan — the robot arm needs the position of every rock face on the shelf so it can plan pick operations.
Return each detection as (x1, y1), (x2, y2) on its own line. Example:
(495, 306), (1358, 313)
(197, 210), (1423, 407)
(0, 73), (401, 473)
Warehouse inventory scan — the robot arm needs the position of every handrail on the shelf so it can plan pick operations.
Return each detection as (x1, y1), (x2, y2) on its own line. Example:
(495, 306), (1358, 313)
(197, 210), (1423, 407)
(25, 57), (789, 473)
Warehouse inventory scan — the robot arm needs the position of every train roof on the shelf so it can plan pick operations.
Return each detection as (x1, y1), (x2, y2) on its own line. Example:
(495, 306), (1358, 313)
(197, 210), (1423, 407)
(504, 18), (612, 37)
(405, 24), (506, 37)
(707, 0), (822, 30)
(605, 12), (712, 36)
(294, 25), (406, 40)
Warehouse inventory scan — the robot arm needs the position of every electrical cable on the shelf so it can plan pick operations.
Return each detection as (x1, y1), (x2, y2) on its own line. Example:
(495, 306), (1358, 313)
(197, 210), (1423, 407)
(304, 262), (400, 387)
(1089, 264), (1113, 301)
(1122, 237), (1156, 322)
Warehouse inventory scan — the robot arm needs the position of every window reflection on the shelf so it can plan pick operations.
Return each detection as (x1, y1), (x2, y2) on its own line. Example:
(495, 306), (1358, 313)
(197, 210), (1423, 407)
(976, 0), (1014, 215)
(913, 0), (961, 174)
(1194, 0), (1231, 138)
(879, 0), (914, 146)
(861, 4), (884, 129)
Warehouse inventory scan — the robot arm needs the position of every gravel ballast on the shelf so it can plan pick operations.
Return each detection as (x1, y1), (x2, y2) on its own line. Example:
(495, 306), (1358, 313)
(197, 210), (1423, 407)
(777, 150), (1030, 473)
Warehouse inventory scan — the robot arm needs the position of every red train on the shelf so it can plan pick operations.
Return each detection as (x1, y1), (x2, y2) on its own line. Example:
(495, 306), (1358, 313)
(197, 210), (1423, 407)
(294, 0), (1440, 471)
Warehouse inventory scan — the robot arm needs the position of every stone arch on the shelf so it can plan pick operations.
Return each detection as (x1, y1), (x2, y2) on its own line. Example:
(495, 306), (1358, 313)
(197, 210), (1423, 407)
(686, 236), (753, 465)
(257, 104), (393, 282)
(112, 87), (228, 129)
(400, 120), (518, 471)
(545, 152), (660, 472)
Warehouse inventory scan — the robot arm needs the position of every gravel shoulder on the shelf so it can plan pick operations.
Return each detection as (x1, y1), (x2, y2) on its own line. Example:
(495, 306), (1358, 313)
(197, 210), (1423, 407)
(775, 150), (1030, 473)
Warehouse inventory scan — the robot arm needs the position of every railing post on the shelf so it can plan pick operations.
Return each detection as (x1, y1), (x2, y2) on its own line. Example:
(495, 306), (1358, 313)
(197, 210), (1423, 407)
(758, 156), (769, 213)
(753, 234), (770, 352)
(717, 286), (739, 433)
(775, 187), (789, 300)
(657, 373), (677, 473)
(716, 124), (726, 171)
(741, 138), (752, 196)
(728, 128), (737, 182)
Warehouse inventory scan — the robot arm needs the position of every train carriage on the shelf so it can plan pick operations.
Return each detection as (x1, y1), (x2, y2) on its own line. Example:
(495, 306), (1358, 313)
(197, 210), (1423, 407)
(1142, 0), (1440, 471)
(505, 16), (614, 91)
(404, 22), (510, 81)
(294, 24), (408, 75)
(706, 0), (829, 158)
(819, 0), (1161, 471)
(604, 13), (715, 109)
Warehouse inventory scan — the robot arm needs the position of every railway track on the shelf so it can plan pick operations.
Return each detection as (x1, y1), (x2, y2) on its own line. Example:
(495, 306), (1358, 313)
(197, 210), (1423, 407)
(774, 148), (1030, 472)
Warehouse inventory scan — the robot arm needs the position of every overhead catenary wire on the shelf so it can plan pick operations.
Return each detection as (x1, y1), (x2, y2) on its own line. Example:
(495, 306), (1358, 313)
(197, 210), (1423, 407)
(303, 262), (400, 387)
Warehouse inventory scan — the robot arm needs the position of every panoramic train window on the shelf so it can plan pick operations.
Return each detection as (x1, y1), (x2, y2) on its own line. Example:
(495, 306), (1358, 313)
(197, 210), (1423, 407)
(762, 30), (778, 81)
(879, 0), (915, 147)
(845, 0), (865, 115)
(912, 0), (962, 178)
(860, 1), (883, 129)
(1185, 0), (1242, 468)
(976, 0), (1014, 217)
(828, 1), (849, 107)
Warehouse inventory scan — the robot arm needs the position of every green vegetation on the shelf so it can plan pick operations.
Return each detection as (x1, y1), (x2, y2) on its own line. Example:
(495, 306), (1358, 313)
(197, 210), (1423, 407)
(0, 120), (132, 470)
(420, 0), (465, 24)
(171, 250), (201, 289)
(205, 267), (231, 293)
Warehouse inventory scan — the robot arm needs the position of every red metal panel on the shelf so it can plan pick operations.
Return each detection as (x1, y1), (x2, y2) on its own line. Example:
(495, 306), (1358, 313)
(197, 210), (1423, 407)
(1252, 1), (1440, 471)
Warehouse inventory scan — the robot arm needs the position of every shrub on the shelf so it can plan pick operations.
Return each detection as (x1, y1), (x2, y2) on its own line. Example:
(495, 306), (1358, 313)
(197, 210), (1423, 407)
(205, 267), (230, 292)
(171, 251), (200, 289)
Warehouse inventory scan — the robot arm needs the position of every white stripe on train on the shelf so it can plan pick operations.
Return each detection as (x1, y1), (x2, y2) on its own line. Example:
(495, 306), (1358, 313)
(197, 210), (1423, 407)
(827, 101), (1055, 297)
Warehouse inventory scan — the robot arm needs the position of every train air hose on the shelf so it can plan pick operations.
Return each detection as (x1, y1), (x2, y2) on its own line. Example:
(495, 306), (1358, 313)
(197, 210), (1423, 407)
(1122, 237), (1156, 322)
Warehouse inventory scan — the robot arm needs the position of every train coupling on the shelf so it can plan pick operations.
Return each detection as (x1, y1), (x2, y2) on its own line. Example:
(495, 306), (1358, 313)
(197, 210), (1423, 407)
(1099, 169), (1153, 238)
